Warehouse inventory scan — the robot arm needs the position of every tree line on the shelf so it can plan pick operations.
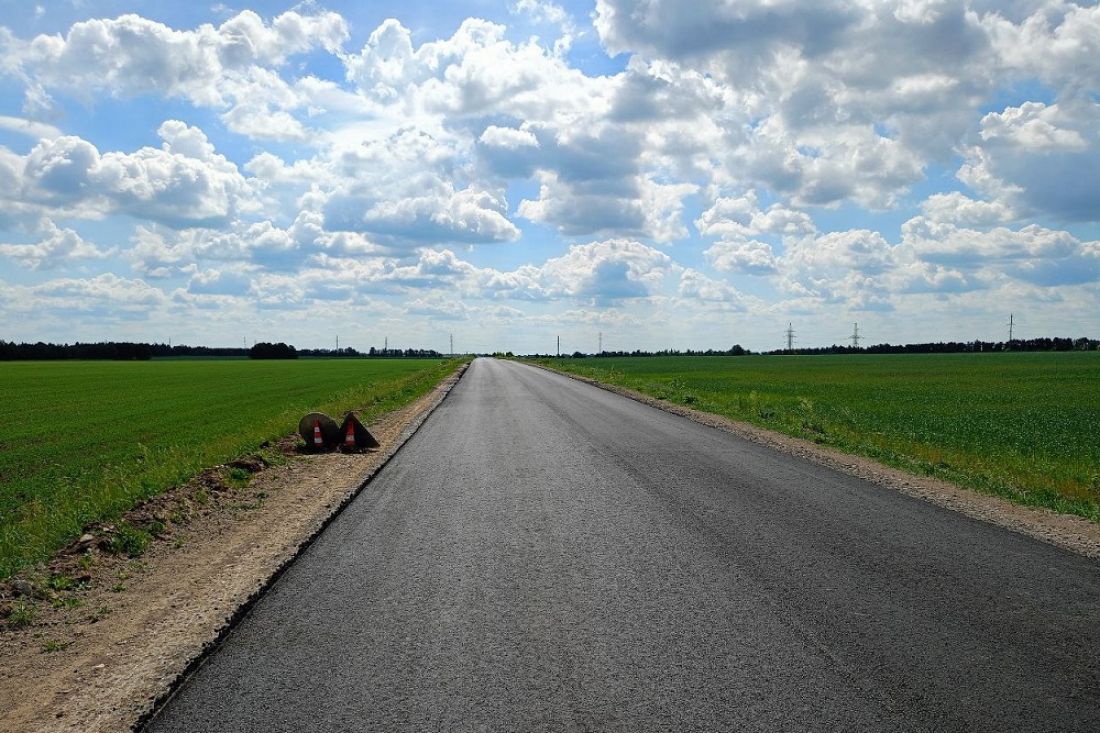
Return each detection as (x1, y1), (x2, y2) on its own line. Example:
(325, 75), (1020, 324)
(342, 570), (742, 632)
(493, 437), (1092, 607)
(295, 346), (444, 358)
(538, 346), (750, 358)
(536, 337), (1098, 358)
(0, 340), (446, 360)
(760, 337), (1099, 355)
(0, 341), (160, 360)
(3, 336), (1095, 361)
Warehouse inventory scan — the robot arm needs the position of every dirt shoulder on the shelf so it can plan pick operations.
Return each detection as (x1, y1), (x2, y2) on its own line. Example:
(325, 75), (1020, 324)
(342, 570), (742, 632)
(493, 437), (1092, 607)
(0, 363), (467, 733)
(529, 361), (1100, 561)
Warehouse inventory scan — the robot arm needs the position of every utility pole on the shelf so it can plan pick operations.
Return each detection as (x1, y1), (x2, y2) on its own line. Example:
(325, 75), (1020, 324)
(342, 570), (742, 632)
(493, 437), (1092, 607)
(450, 333), (454, 357)
(785, 323), (795, 353)
(384, 336), (388, 354)
(850, 322), (861, 349)
(557, 335), (560, 357)
(598, 331), (602, 354)
(336, 335), (339, 351)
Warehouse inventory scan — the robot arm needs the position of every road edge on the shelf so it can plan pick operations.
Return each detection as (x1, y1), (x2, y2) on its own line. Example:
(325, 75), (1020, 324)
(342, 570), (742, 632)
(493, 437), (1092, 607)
(134, 361), (468, 731)
(522, 360), (1100, 561)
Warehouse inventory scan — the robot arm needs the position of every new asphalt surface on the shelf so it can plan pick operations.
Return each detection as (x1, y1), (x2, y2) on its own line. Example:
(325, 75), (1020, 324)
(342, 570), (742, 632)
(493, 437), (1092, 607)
(147, 358), (1100, 732)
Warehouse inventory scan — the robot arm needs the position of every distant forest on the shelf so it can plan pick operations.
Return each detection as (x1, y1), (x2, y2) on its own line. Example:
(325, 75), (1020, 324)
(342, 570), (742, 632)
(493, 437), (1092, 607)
(758, 337), (1099, 356)
(0, 340), (444, 360)
(536, 336), (1099, 359)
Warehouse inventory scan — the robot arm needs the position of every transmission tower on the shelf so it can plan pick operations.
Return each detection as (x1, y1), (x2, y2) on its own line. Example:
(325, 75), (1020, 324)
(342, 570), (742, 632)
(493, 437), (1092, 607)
(598, 331), (602, 354)
(785, 323), (796, 353)
(850, 322), (861, 349)
(450, 333), (454, 356)
(1008, 313), (1015, 343)
(557, 335), (560, 357)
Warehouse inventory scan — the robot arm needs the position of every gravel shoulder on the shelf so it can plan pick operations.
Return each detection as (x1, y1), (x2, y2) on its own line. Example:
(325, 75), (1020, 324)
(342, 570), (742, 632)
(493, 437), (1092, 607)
(529, 361), (1100, 560)
(0, 363), (467, 733)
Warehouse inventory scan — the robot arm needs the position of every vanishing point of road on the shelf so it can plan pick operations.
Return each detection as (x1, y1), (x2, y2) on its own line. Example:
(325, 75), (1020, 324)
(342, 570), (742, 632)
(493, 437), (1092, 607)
(148, 358), (1100, 732)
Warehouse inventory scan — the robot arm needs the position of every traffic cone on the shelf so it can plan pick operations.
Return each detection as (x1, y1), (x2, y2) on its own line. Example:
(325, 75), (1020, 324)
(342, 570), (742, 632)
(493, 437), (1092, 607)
(312, 420), (324, 449)
(344, 421), (357, 448)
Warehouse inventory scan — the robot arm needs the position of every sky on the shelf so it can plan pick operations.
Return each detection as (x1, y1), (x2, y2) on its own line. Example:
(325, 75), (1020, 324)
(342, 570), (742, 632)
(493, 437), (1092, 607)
(0, 0), (1097, 354)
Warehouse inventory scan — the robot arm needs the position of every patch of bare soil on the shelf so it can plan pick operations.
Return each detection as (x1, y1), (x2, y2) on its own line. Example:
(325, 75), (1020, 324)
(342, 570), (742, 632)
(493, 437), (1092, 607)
(533, 363), (1100, 561)
(0, 364), (467, 733)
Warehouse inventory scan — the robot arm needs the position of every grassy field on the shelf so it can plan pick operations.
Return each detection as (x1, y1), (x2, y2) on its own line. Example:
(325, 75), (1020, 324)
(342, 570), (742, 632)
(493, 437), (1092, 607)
(0, 358), (464, 578)
(530, 353), (1100, 521)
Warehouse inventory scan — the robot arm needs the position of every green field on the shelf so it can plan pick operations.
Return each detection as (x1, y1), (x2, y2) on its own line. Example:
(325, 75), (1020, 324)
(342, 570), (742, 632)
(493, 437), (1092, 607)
(0, 358), (464, 578)
(531, 353), (1100, 521)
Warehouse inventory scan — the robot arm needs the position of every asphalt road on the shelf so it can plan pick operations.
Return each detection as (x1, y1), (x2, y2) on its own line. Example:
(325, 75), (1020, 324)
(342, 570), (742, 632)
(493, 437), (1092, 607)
(147, 358), (1100, 732)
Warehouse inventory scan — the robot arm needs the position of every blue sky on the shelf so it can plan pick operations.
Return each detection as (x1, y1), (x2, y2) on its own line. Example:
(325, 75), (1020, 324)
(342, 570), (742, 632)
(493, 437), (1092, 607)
(0, 0), (1097, 353)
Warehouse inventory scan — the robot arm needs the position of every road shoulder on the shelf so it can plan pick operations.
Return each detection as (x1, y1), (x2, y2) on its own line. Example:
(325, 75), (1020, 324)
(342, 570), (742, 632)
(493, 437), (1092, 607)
(0, 363), (467, 733)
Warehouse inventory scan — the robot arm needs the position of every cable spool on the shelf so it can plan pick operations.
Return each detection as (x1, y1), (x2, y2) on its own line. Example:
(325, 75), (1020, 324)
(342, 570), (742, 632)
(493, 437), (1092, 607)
(298, 412), (340, 452)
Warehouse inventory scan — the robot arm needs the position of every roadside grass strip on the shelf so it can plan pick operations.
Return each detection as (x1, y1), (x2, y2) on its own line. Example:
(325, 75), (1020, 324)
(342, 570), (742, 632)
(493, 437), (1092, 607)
(531, 353), (1100, 521)
(0, 358), (466, 578)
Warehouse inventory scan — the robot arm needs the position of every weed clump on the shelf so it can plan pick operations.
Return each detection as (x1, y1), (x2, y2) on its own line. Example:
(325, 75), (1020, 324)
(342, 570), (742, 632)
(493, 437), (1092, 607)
(41, 639), (71, 653)
(225, 466), (252, 488)
(46, 573), (74, 591)
(7, 599), (35, 628)
(107, 523), (151, 558)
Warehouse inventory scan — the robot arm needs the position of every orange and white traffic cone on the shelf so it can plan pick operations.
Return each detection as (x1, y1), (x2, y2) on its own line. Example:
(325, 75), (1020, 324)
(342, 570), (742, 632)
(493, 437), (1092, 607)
(312, 420), (324, 449)
(344, 421), (357, 449)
